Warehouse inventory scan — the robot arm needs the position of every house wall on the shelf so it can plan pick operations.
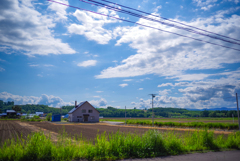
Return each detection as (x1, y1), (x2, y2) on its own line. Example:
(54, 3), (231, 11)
(71, 102), (99, 122)
(68, 113), (73, 122)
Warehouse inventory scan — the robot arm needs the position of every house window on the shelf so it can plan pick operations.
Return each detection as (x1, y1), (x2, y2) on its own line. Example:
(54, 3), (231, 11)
(89, 110), (93, 113)
(90, 116), (95, 120)
(82, 109), (86, 113)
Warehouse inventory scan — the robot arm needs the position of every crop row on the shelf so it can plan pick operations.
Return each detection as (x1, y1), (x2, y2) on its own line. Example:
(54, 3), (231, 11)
(126, 120), (239, 130)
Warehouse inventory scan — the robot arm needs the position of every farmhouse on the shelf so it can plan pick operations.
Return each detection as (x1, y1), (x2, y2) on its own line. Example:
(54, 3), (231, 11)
(68, 101), (99, 122)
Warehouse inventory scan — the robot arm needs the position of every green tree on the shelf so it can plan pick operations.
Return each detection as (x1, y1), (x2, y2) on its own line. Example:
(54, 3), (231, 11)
(12, 105), (21, 112)
(46, 113), (52, 121)
(200, 109), (209, 117)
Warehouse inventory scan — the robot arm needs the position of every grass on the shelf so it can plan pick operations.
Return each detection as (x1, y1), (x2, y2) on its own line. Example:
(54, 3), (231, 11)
(126, 120), (239, 130)
(0, 128), (240, 161)
(100, 118), (239, 130)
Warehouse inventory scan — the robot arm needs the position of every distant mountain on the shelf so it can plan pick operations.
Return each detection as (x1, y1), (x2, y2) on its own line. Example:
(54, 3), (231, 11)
(186, 107), (237, 111)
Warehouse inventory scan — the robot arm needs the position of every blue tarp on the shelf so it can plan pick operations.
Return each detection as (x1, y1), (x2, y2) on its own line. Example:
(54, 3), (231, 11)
(52, 114), (61, 122)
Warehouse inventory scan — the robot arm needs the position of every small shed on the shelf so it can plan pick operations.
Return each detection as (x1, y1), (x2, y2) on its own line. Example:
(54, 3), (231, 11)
(52, 114), (61, 122)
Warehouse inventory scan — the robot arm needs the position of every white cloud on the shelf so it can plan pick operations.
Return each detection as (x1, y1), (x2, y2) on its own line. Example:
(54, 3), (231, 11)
(154, 5), (162, 13)
(112, 60), (118, 63)
(0, 92), (72, 107)
(0, 67), (5, 72)
(48, 0), (69, 21)
(96, 10), (240, 80)
(0, 0), (76, 56)
(37, 74), (43, 77)
(44, 64), (54, 67)
(193, 0), (217, 10)
(132, 69), (240, 109)
(159, 89), (171, 95)
(0, 59), (6, 62)
(93, 96), (100, 98)
(77, 60), (97, 67)
(158, 83), (174, 87)
(68, 8), (120, 44)
(89, 98), (108, 108)
(96, 91), (103, 93)
(123, 79), (133, 81)
(119, 83), (128, 87)
(139, 88), (143, 90)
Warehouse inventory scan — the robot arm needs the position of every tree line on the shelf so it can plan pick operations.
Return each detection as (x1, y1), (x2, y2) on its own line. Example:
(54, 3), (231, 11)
(0, 100), (238, 118)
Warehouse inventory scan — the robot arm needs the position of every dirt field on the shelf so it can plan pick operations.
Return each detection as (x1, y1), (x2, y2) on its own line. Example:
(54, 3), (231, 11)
(0, 120), (232, 145)
(0, 120), (33, 145)
(28, 122), (231, 143)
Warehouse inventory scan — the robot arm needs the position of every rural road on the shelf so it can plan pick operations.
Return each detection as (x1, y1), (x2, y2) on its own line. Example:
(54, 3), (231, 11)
(117, 150), (240, 161)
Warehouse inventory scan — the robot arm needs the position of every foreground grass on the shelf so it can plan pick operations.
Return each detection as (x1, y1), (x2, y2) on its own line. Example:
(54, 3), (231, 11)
(0, 129), (240, 161)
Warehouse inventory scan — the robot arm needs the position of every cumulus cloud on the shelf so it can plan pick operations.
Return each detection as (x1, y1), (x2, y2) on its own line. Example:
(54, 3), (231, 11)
(77, 60), (97, 67)
(48, 0), (69, 21)
(0, 0), (76, 56)
(132, 69), (240, 109)
(193, 0), (217, 10)
(158, 83), (174, 87)
(68, 8), (120, 44)
(96, 9), (240, 79)
(139, 88), (143, 90)
(0, 92), (72, 107)
(119, 83), (128, 87)
(89, 98), (108, 108)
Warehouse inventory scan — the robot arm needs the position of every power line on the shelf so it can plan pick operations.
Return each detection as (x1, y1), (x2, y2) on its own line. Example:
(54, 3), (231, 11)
(48, 0), (240, 52)
(83, 0), (240, 46)
(96, 0), (240, 43)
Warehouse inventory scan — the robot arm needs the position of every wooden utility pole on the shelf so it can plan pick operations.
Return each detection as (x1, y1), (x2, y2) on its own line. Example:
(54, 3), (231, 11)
(236, 93), (240, 131)
(125, 106), (126, 125)
(149, 94), (157, 127)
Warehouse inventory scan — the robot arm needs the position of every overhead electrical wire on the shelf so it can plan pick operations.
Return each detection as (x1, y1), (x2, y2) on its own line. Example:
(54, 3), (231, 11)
(95, 0), (240, 43)
(48, 0), (240, 52)
(82, 0), (240, 46)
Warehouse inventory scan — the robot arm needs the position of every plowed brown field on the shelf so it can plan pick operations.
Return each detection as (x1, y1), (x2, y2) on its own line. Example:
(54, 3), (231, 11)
(0, 120), (33, 145)
(28, 122), (230, 143)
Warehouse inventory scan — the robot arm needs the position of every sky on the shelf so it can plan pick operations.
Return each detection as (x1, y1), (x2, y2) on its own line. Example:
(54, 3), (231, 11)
(0, 0), (240, 109)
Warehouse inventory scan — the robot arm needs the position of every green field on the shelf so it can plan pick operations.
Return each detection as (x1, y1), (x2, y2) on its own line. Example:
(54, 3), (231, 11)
(100, 118), (240, 130)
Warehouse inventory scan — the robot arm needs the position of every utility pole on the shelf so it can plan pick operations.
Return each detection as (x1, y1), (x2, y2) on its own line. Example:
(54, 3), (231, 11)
(236, 93), (240, 131)
(125, 106), (126, 125)
(149, 94), (157, 127)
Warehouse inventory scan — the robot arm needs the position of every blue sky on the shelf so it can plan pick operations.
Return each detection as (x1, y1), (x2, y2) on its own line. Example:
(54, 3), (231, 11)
(0, 0), (240, 109)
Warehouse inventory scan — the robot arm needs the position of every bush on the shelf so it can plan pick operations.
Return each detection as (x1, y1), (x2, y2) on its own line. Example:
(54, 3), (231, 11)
(46, 113), (52, 121)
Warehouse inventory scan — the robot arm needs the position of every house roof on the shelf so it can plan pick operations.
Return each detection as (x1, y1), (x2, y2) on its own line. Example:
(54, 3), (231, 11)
(68, 101), (87, 114)
(6, 110), (16, 113)
(68, 101), (100, 114)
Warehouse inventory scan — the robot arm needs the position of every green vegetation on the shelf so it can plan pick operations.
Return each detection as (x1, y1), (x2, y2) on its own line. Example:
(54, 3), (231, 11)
(46, 113), (52, 121)
(126, 120), (239, 130)
(21, 115), (42, 122)
(0, 129), (240, 161)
